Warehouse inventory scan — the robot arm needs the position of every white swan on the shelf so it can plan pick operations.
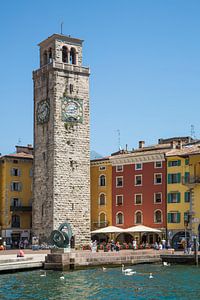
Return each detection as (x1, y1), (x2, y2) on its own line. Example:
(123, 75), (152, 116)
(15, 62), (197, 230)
(149, 273), (153, 279)
(163, 261), (170, 266)
(40, 271), (46, 277)
(60, 276), (65, 280)
(122, 264), (136, 275)
(102, 267), (107, 271)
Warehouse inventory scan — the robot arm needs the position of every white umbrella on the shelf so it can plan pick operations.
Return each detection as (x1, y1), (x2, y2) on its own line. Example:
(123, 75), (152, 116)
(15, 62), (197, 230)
(91, 226), (125, 234)
(124, 225), (161, 233)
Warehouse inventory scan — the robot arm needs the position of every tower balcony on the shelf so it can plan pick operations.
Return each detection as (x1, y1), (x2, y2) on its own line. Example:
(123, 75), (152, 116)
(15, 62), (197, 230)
(182, 176), (200, 187)
(10, 206), (32, 212)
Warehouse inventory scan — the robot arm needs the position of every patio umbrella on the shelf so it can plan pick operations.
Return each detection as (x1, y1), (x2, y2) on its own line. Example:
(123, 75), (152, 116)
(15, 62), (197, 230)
(91, 226), (125, 234)
(124, 225), (161, 233)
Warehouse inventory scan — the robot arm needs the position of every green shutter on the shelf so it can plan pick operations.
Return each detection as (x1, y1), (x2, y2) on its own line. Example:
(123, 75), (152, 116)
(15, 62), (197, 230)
(184, 192), (190, 202)
(177, 212), (181, 223)
(177, 192), (181, 203)
(185, 158), (189, 165)
(184, 212), (188, 222)
(177, 173), (181, 183)
(185, 172), (190, 182)
(168, 213), (172, 223)
(168, 193), (171, 203)
(168, 174), (172, 184)
(178, 160), (181, 166)
(168, 161), (172, 167)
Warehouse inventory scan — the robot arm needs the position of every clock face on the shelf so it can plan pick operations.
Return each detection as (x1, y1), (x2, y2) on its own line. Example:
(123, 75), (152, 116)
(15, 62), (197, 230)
(37, 100), (50, 124)
(61, 97), (83, 123)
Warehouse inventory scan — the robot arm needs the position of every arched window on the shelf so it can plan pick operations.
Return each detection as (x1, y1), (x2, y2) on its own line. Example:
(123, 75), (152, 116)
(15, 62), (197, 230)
(12, 214), (20, 228)
(99, 175), (106, 186)
(116, 212), (124, 225)
(99, 212), (106, 227)
(99, 193), (106, 205)
(62, 46), (68, 63)
(48, 47), (52, 63)
(135, 211), (142, 224)
(43, 51), (47, 65)
(154, 210), (162, 223)
(70, 48), (76, 64)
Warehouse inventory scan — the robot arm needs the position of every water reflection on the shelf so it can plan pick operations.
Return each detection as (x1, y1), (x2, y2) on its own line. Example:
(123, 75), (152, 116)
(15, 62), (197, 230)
(0, 264), (200, 299)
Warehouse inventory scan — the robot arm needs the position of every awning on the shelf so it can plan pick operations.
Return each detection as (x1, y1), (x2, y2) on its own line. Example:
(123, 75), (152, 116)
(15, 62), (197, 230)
(124, 225), (162, 233)
(91, 226), (125, 234)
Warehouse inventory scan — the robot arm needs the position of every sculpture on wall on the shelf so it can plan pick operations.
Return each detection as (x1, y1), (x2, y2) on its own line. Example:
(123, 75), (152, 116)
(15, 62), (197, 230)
(50, 222), (72, 249)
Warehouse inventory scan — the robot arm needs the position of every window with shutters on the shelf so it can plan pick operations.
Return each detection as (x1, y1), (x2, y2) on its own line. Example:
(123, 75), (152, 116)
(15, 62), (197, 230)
(168, 192), (180, 203)
(134, 194), (142, 205)
(11, 182), (22, 192)
(168, 173), (181, 184)
(11, 198), (21, 207)
(168, 212), (180, 223)
(70, 48), (76, 65)
(116, 176), (123, 187)
(116, 212), (124, 224)
(11, 168), (20, 176)
(154, 193), (162, 204)
(116, 195), (123, 206)
(184, 191), (191, 203)
(168, 160), (181, 167)
(154, 173), (162, 184)
(185, 158), (189, 165)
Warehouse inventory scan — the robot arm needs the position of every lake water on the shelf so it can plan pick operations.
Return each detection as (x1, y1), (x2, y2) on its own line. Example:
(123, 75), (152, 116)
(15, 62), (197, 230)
(0, 264), (200, 299)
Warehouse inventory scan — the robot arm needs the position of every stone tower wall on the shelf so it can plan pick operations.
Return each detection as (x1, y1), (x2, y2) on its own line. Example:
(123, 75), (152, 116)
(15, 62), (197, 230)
(33, 34), (90, 246)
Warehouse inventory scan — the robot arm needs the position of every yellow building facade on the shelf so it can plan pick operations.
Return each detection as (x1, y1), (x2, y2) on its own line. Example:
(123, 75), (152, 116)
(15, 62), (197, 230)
(166, 145), (200, 248)
(90, 158), (112, 231)
(0, 145), (33, 247)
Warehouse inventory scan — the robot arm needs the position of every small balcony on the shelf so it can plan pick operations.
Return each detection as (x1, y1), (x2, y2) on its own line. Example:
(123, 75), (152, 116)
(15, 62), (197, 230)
(182, 176), (200, 187)
(10, 206), (32, 212)
(92, 221), (109, 229)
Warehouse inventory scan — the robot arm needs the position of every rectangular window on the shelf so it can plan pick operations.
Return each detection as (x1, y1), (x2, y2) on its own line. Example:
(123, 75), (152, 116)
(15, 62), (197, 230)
(11, 182), (22, 192)
(167, 192), (181, 203)
(168, 173), (181, 184)
(116, 165), (123, 172)
(185, 158), (189, 165)
(168, 212), (181, 223)
(154, 173), (162, 184)
(11, 168), (20, 176)
(168, 160), (181, 167)
(184, 191), (191, 203)
(135, 175), (142, 186)
(99, 166), (106, 171)
(11, 198), (21, 207)
(116, 195), (123, 206)
(116, 176), (123, 187)
(155, 161), (162, 168)
(135, 194), (142, 205)
(154, 193), (162, 204)
(135, 163), (142, 170)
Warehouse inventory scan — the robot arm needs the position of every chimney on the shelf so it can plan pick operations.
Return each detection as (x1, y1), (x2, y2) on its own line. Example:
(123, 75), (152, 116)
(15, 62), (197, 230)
(139, 141), (145, 149)
(177, 140), (183, 149)
(170, 141), (176, 149)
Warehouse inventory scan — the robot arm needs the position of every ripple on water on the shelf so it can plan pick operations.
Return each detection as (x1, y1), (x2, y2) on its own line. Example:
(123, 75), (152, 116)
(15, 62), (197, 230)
(0, 265), (200, 300)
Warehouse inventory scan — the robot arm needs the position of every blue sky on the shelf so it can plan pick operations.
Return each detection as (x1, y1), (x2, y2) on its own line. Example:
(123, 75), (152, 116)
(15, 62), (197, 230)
(0, 0), (200, 156)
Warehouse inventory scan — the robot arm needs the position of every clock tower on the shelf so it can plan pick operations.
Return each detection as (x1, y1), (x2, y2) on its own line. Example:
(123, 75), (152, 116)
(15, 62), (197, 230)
(32, 34), (90, 247)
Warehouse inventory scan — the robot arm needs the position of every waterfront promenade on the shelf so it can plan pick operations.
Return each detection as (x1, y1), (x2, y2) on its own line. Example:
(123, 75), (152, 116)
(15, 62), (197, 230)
(0, 248), (199, 273)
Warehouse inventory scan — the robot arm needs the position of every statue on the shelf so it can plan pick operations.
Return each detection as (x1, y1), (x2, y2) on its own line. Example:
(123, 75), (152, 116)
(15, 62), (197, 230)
(50, 222), (72, 249)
